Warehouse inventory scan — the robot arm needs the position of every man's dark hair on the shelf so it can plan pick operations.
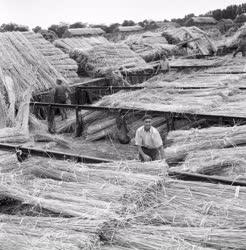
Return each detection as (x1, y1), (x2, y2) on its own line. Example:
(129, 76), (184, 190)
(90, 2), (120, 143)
(142, 114), (152, 121)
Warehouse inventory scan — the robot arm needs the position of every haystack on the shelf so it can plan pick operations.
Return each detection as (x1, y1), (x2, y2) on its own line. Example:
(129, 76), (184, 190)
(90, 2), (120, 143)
(23, 32), (79, 83)
(162, 26), (217, 55)
(123, 32), (183, 62)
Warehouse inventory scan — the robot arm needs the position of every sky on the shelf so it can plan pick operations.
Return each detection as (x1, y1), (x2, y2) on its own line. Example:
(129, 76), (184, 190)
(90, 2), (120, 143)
(1, 0), (246, 29)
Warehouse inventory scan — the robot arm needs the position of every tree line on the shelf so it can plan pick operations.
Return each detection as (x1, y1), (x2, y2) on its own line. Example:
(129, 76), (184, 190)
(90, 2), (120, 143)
(0, 19), (158, 39)
(172, 3), (246, 25)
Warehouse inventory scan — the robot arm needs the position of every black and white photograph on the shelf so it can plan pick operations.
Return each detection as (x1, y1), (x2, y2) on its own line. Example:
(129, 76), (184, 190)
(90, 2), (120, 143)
(1, 0), (246, 249)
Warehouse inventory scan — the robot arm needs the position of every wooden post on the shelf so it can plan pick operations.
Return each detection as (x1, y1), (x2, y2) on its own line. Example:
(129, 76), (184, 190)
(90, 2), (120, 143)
(47, 105), (55, 134)
(74, 107), (83, 137)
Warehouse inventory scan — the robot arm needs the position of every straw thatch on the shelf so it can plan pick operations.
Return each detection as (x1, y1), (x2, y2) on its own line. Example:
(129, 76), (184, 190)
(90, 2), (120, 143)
(162, 26), (217, 55)
(123, 32), (183, 62)
(23, 32), (79, 83)
(63, 28), (105, 38)
(0, 32), (66, 99)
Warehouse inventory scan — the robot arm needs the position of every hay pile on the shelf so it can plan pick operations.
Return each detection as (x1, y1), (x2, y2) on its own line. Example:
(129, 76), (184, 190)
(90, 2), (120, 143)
(69, 43), (153, 78)
(0, 32), (65, 99)
(165, 125), (246, 164)
(162, 26), (217, 55)
(23, 32), (79, 83)
(123, 32), (183, 62)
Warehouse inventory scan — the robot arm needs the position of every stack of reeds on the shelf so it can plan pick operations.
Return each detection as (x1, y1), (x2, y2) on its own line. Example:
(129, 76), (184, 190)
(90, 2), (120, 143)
(0, 215), (103, 250)
(23, 32), (79, 83)
(101, 224), (246, 250)
(178, 146), (246, 180)
(69, 43), (154, 78)
(123, 32), (183, 62)
(165, 124), (246, 163)
(54, 36), (110, 53)
(98, 86), (241, 115)
(162, 26), (217, 55)
(0, 89), (31, 143)
(0, 32), (65, 99)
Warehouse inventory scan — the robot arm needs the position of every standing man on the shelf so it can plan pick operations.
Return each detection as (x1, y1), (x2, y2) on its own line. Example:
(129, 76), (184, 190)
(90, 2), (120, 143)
(54, 78), (71, 120)
(135, 114), (165, 162)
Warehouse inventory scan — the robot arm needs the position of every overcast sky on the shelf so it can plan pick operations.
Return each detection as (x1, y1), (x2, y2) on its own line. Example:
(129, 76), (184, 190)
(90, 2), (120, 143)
(1, 0), (246, 29)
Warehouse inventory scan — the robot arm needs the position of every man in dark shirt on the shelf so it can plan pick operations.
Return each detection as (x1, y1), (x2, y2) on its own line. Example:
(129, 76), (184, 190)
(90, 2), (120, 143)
(54, 79), (71, 120)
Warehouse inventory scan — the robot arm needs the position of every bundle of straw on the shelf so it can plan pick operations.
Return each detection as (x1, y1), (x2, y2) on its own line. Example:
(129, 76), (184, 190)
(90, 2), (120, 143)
(165, 125), (246, 163)
(179, 146), (246, 179)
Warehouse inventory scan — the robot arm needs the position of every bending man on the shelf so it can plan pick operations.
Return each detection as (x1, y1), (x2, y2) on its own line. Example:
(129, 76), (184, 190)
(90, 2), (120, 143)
(135, 114), (165, 162)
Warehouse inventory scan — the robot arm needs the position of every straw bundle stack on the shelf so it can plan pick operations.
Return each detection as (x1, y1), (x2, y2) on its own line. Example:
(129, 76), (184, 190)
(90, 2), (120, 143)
(223, 23), (246, 49)
(162, 26), (217, 55)
(98, 86), (239, 115)
(102, 224), (246, 250)
(123, 32), (183, 62)
(0, 89), (31, 143)
(69, 43), (153, 77)
(126, 179), (246, 230)
(179, 146), (246, 179)
(54, 36), (110, 53)
(0, 215), (103, 250)
(0, 32), (66, 99)
(165, 125), (246, 163)
(23, 32), (79, 83)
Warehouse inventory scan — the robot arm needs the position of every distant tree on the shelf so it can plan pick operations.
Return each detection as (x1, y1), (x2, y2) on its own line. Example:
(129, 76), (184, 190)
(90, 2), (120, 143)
(106, 23), (120, 33)
(48, 23), (68, 38)
(32, 26), (42, 33)
(122, 20), (136, 26)
(206, 3), (246, 21)
(171, 13), (194, 25)
(138, 19), (158, 30)
(0, 23), (29, 32)
(69, 22), (86, 29)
